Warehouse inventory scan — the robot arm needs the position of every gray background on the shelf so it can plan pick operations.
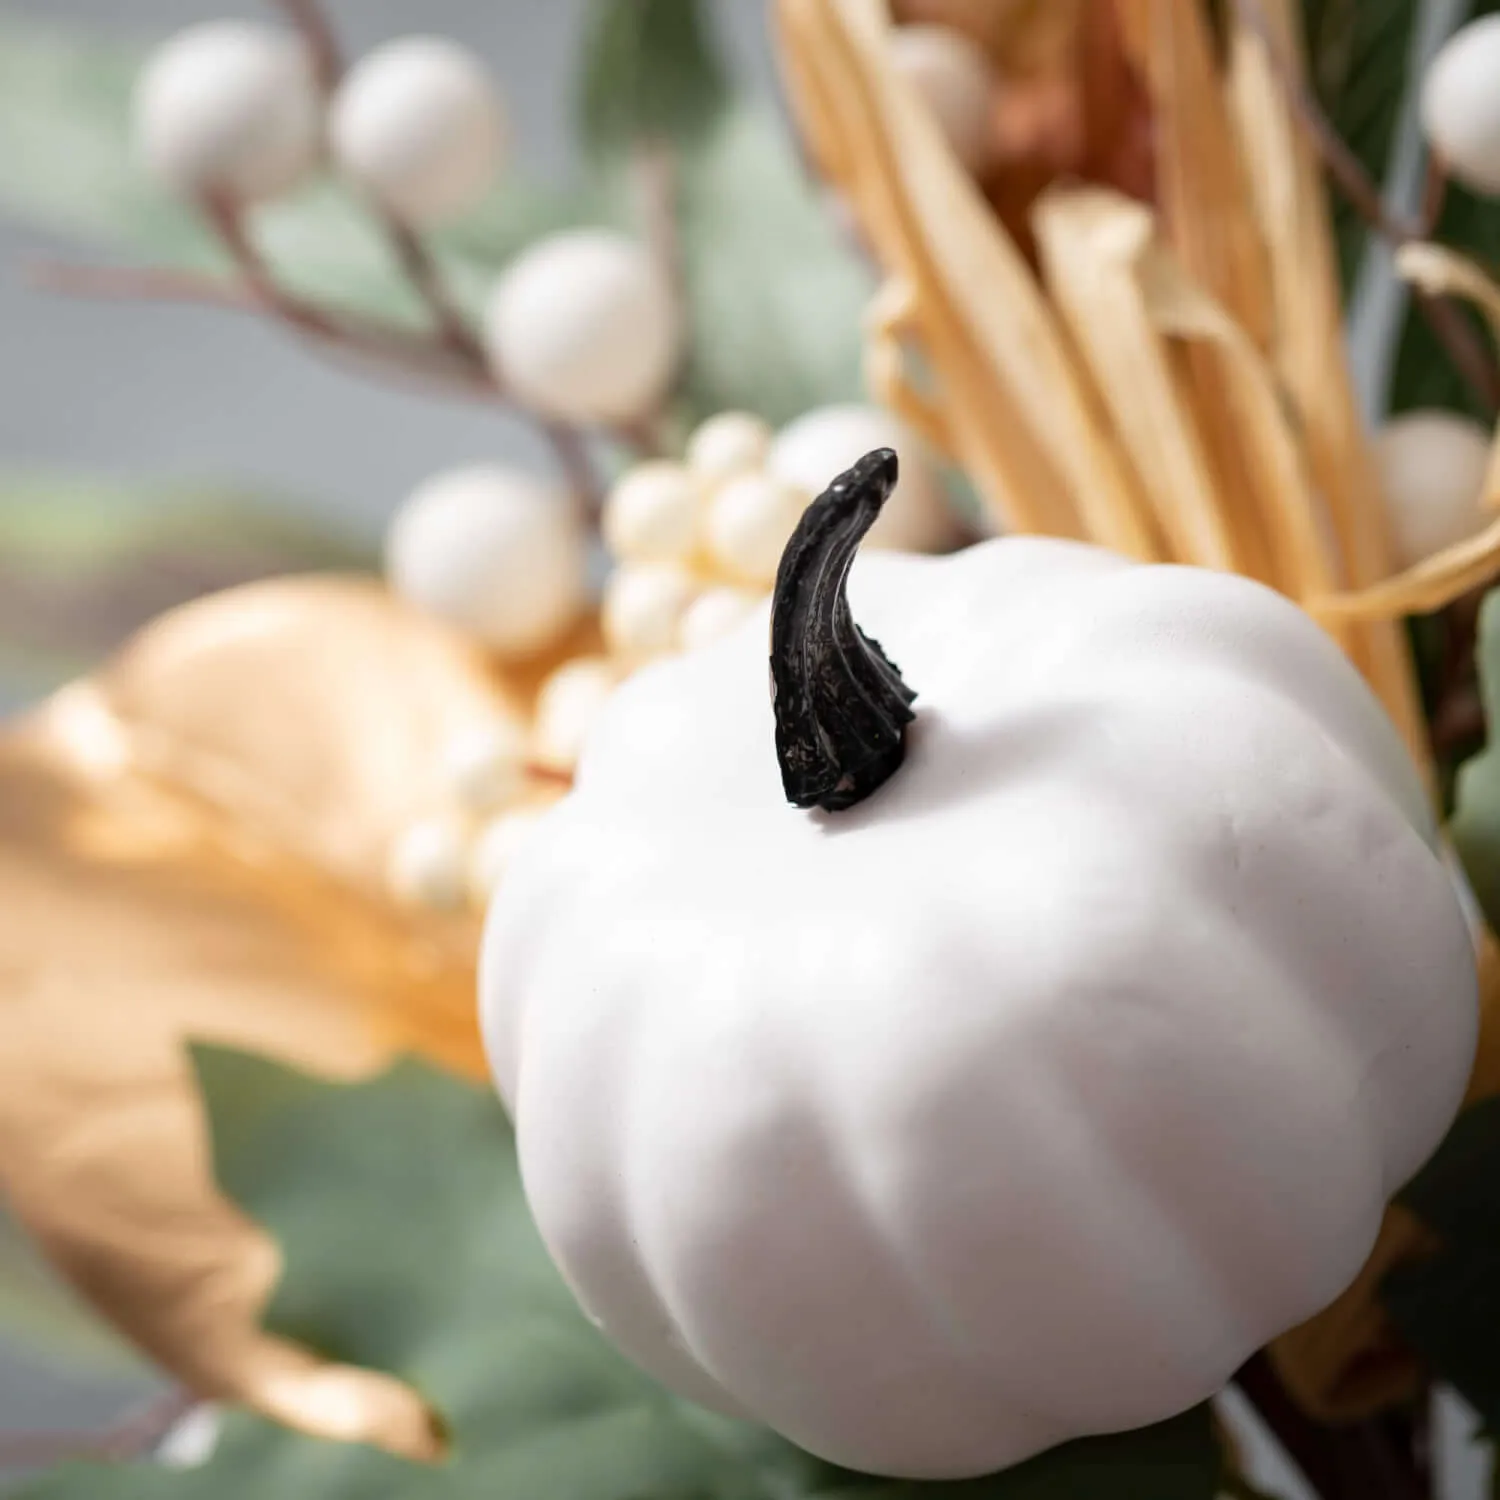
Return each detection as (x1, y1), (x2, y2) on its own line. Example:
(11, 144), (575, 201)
(0, 1), (1483, 1497)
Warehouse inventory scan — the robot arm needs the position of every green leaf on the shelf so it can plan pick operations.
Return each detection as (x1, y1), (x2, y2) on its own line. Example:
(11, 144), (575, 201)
(1300, 0), (1420, 290)
(1384, 1097), (1500, 1427)
(1451, 589), (1500, 929)
(576, 0), (872, 427)
(1384, 0), (1500, 418)
(0, 474), (373, 711)
(0, 16), (609, 329)
(1389, 178), (1500, 421)
(577, 0), (729, 161)
(673, 105), (872, 427)
(13, 1048), (1221, 1499)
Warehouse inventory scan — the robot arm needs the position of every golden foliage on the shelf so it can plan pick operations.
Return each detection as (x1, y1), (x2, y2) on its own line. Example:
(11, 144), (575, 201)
(0, 577), (530, 1455)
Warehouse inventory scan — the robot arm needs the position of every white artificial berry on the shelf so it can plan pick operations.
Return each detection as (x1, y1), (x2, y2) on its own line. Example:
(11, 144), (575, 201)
(441, 720), (528, 813)
(685, 411), (774, 481)
(532, 657), (619, 771)
(385, 466), (587, 659)
(1373, 410), (1493, 569)
(483, 230), (681, 425)
(601, 563), (698, 662)
(1422, 17), (1500, 195)
(387, 815), (470, 910)
(678, 586), (765, 651)
(602, 461), (703, 564)
(704, 473), (808, 586)
(470, 803), (555, 904)
(769, 404), (954, 553)
(134, 21), (322, 203)
(330, 36), (506, 226)
(889, 24), (997, 173)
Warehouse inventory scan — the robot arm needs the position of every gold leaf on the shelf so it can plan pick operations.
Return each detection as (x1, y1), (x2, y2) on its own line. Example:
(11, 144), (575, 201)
(0, 577), (526, 1456)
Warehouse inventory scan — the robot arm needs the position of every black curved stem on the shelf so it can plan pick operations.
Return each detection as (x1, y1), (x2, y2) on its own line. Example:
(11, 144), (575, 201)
(770, 447), (917, 812)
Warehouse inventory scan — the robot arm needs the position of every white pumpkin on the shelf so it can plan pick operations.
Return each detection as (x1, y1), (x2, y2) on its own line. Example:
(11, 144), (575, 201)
(481, 455), (1476, 1479)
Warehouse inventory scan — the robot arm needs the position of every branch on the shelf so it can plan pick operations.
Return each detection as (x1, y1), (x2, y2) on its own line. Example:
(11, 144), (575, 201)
(0, 1390), (200, 1468)
(263, 0), (611, 508)
(1234, 1354), (1429, 1500)
(29, 260), (497, 403)
(1231, 0), (1500, 417)
(270, 0), (342, 91)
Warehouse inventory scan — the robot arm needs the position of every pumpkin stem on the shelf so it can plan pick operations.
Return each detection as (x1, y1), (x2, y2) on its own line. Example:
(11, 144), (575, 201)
(770, 447), (918, 812)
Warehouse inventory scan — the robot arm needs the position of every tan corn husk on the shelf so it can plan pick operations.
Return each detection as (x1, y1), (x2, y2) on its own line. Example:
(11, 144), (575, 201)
(775, 0), (1500, 1426)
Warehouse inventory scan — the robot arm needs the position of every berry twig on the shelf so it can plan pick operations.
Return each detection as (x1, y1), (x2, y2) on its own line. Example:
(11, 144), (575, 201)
(26, 259), (501, 403)
(270, 0), (340, 92)
(267, 0), (613, 509)
(1231, 0), (1500, 418)
(0, 1389), (200, 1468)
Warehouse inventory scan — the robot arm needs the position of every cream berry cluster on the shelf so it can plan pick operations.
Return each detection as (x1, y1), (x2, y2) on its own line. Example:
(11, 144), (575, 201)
(600, 403), (955, 667)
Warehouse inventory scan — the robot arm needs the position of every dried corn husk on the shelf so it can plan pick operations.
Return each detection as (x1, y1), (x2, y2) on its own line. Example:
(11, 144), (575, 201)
(779, 0), (1163, 556)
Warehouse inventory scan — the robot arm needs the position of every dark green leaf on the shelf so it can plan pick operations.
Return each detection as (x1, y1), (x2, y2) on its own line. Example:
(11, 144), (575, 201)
(576, 0), (871, 426)
(13, 1049), (1220, 1498)
(1300, 0), (1420, 289)
(1384, 1), (1500, 418)
(1452, 589), (1500, 928)
(577, 0), (729, 161)
(1389, 180), (1500, 420)
(1384, 1098), (1500, 1427)
(0, 17), (608, 330)
(0, 474), (372, 711)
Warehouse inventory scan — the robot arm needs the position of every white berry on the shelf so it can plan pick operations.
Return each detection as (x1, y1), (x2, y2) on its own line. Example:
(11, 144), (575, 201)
(134, 21), (322, 203)
(483, 230), (681, 425)
(1423, 17), (1500, 195)
(678, 586), (764, 651)
(387, 815), (469, 910)
(603, 461), (703, 564)
(1374, 410), (1493, 568)
(441, 720), (527, 813)
(685, 411), (774, 481)
(601, 563), (698, 662)
(532, 657), (619, 771)
(769, 404), (954, 553)
(330, 36), (505, 226)
(704, 473), (808, 586)
(386, 466), (587, 658)
(470, 804), (554, 903)
(889, 25), (997, 173)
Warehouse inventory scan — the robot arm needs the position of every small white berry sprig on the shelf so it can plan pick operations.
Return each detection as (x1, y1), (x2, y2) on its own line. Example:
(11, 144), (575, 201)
(39, 0), (687, 513)
(599, 402), (955, 666)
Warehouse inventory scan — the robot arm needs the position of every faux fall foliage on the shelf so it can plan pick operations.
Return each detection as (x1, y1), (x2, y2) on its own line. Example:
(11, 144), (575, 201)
(5, 0), (1500, 1482)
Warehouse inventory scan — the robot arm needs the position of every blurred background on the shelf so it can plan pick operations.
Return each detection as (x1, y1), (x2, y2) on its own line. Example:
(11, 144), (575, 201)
(0, 0), (783, 1454)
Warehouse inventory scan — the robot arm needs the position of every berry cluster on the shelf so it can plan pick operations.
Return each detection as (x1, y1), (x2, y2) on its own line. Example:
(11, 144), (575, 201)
(601, 403), (952, 664)
(129, 17), (973, 916)
(135, 21), (681, 433)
